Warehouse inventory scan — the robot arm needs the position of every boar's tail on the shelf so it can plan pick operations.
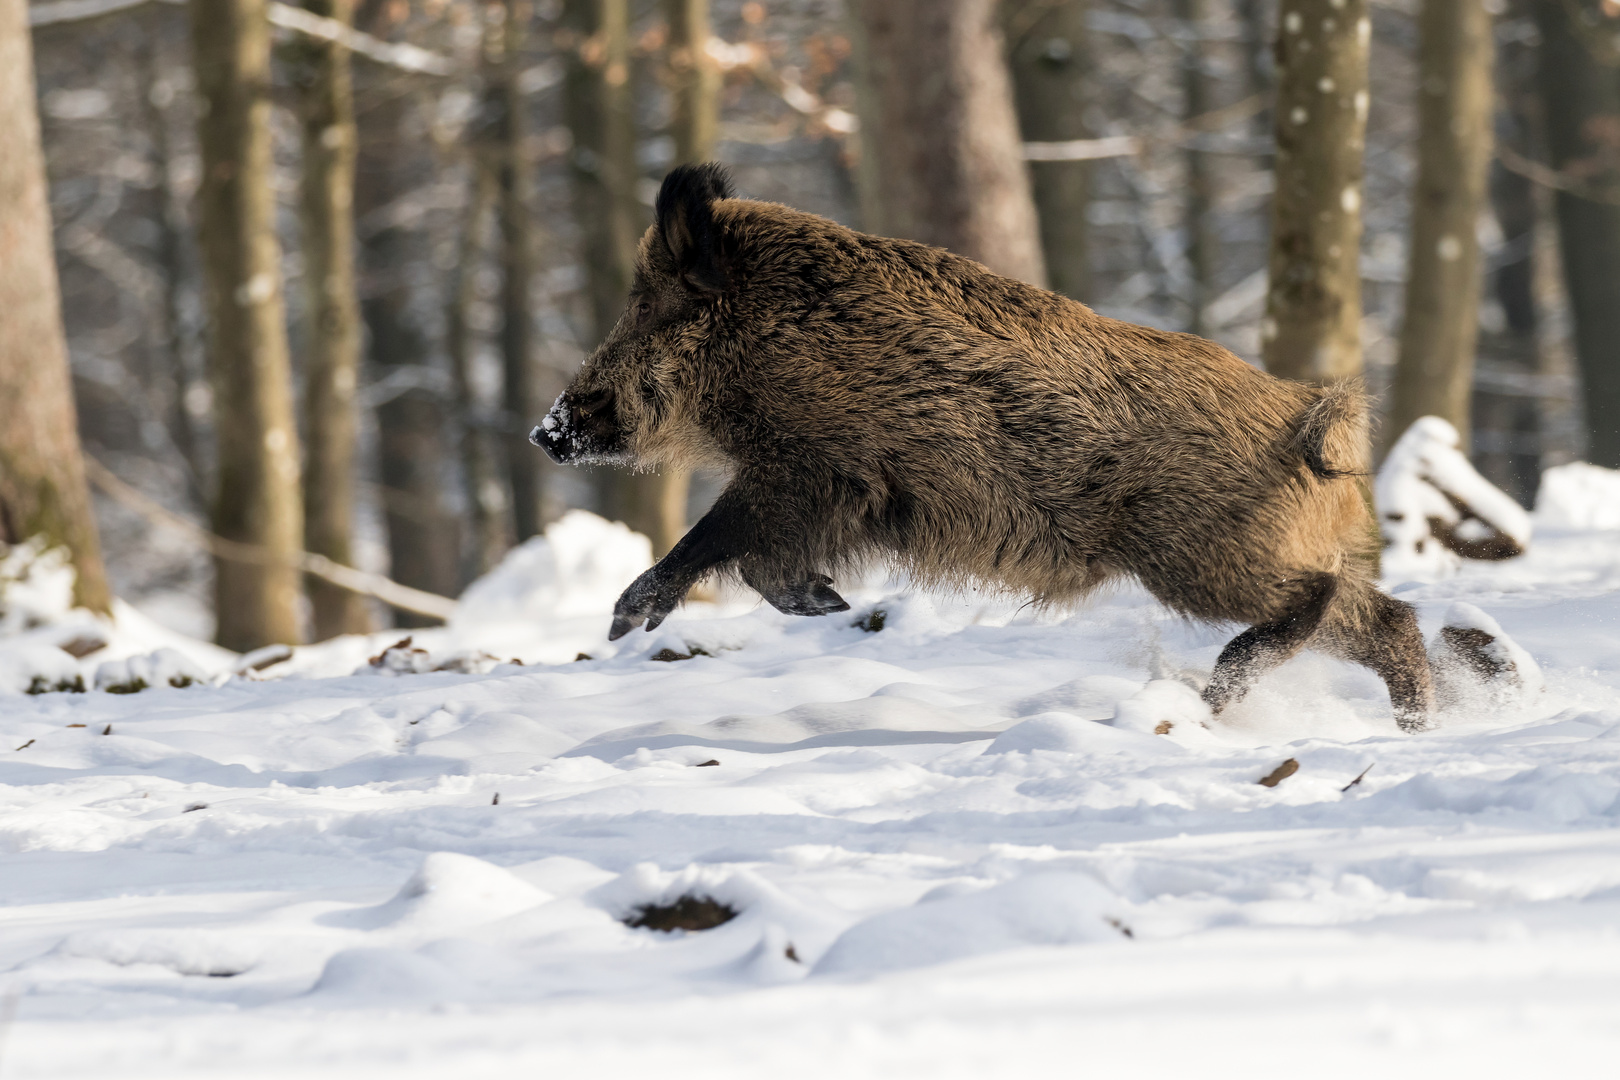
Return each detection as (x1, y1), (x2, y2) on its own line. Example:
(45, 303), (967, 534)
(1290, 380), (1367, 481)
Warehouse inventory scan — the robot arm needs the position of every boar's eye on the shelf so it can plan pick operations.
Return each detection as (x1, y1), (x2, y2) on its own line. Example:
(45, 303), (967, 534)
(636, 300), (652, 320)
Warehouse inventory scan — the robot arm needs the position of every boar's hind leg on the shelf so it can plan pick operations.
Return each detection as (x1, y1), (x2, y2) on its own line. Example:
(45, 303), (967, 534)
(1202, 572), (1339, 716)
(1313, 583), (1435, 732)
(746, 572), (850, 618)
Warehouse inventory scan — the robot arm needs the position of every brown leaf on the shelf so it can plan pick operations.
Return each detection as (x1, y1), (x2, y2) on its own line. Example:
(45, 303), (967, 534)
(1258, 758), (1299, 787)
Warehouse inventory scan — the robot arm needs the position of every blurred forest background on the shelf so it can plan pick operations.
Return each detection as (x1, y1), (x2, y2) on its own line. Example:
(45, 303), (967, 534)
(2, 0), (1616, 650)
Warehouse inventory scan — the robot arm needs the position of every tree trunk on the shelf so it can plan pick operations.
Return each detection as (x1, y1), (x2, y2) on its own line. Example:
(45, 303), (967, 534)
(1004, 0), (1091, 301)
(447, 164), (510, 575)
(192, 0), (305, 648)
(1262, 0), (1371, 382)
(1535, 0), (1620, 468)
(291, 0), (370, 640)
(1469, 9), (1543, 505)
(646, 0), (726, 551)
(1387, 0), (1494, 447)
(0, 0), (111, 614)
(849, 0), (1047, 286)
(492, 0), (545, 543)
(666, 0), (720, 165)
(354, 65), (460, 624)
(563, 0), (675, 550)
(1235, 0), (1274, 138)
(1174, 0), (1218, 334)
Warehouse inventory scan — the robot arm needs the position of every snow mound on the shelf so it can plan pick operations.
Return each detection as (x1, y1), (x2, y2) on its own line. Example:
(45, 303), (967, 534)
(453, 510), (652, 628)
(334, 852), (550, 931)
(54, 928), (260, 977)
(93, 648), (208, 692)
(1109, 678), (1213, 736)
(309, 947), (470, 1001)
(1432, 601), (1544, 713)
(814, 873), (1129, 976)
(0, 538), (77, 633)
(1377, 416), (1531, 580)
(1535, 462), (1620, 531)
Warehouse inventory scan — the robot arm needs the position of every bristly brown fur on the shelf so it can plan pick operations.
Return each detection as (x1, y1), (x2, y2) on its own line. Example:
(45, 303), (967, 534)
(536, 165), (1434, 729)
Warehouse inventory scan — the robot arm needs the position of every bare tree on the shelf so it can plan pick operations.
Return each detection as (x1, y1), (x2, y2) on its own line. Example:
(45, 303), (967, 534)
(562, 0), (675, 550)
(1386, 0), (1494, 448)
(850, 0), (1047, 285)
(1004, 0), (1091, 301)
(354, 75), (461, 625)
(446, 162), (509, 575)
(1535, 0), (1620, 468)
(489, 0), (544, 545)
(192, 0), (305, 648)
(642, 0), (726, 552)
(1262, 0), (1371, 382)
(1174, 0), (1219, 334)
(291, 0), (370, 639)
(0, 0), (111, 613)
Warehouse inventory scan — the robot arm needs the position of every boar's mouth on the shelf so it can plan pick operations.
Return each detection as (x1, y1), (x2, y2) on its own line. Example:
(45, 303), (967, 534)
(530, 388), (626, 465)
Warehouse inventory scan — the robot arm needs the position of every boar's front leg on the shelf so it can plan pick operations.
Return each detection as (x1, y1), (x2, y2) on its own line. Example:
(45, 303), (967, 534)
(608, 485), (848, 640)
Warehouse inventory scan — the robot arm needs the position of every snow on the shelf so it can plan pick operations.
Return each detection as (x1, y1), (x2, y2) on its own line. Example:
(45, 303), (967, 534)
(3, 491), (1620, 1076)
(1377, 416), (1533, 580)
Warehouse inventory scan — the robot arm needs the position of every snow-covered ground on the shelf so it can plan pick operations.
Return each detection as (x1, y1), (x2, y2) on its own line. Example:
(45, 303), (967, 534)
(3, 476), (1620, 1079)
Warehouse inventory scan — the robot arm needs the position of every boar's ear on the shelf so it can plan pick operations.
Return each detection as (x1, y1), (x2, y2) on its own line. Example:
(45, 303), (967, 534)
(657, 163), (734, 294)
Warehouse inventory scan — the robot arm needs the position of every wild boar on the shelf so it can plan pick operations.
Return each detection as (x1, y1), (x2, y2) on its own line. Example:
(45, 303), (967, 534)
(533, 164), (1435, 730)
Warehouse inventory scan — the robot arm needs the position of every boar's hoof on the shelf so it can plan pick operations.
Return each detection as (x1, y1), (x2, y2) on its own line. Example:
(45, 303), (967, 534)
(761, 575), (850, 618)
(609, 566), (691, 641)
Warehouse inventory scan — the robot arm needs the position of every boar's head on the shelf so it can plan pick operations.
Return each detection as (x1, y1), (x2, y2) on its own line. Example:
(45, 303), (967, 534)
(531, 164), (735, 470)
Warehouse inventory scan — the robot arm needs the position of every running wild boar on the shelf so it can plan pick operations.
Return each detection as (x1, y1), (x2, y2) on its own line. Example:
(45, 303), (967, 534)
(533, 164), (1435, 730)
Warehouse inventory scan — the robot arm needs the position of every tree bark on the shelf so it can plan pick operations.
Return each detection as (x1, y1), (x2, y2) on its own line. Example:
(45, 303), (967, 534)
(0, 0), (111, 613)
(491, 0), (544, 544)
(191, 0), (305, 648)
(1534, 0), (1620, 468)
(849, 0), (1047, 286)
(354, 63), (460, 624)
(447, 164), (510, 575)
(1004, 0), (1091, 301)
(1470, 5), (1543, 505)
(1387, 0), (1494, 447)
(665, 0), (720, 165)
(1174, 0), (1219, 334)
(646, 0), (725, 551)
(1262, 0), (1371, 382)
(563, 0), (677, 550)
(291, 0), (370, 640)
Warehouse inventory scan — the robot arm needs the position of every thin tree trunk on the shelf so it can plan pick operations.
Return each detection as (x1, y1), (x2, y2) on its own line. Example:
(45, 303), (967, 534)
(354, 66), (460, 624)
(137, 11), (208, 510)
(1235, 0), (1274, 138)
(1174, 0), (1218, 334)
(492, 0), (544, 543)
(1470, 9), (1543, 504)
(292, 0), (370, 639)
(447, 164), (510, 576)
(1534, 0), (1620, 468)
(1004, 0), (1091, 301)
(563, 0), (673, 549)
(849, 0), (1047, 286)
(191, 0), (304, 648)
(0, 0), (111, 613)
(1387, 0), (1494, 447)
(648, 0), (725, 552)
(666, 0), (720, 165)
(1262, 0), (1371, 382)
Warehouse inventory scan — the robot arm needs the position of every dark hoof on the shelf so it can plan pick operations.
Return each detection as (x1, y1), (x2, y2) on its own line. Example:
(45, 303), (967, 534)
(764, 575), (850, 617)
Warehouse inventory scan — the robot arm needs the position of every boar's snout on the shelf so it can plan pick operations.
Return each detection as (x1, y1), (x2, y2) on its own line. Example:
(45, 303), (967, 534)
(530, 386), (623, 465)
